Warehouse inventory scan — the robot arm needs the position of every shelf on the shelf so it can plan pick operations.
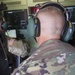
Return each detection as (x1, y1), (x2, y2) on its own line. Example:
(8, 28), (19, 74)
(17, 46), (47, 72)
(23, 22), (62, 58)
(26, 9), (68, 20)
(0, 0), (27, 10)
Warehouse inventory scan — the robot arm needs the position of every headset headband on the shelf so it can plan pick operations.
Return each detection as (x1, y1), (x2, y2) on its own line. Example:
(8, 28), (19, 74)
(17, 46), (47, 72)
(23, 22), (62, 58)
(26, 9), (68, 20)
(40, 2), (65, 13)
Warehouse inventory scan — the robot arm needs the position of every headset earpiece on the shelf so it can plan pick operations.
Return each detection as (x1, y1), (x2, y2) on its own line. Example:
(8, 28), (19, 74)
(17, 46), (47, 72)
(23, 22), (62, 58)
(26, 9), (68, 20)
(61, 10), (74, 42)
(34, 17), (40, 37)
(61, 21), (74, 42)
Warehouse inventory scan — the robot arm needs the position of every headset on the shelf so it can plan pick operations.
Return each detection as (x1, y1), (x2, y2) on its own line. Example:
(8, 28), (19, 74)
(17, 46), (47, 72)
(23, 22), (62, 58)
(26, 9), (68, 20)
(28, 2), (74, 42)
(0, 14), (8, 31)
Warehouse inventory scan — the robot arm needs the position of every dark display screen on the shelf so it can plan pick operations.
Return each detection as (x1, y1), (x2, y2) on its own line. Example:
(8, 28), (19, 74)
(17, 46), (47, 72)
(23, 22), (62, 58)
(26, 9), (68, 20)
(65, 6), (75, 22)
(70, 8), (75, 22)
(4, 9), (28, 29)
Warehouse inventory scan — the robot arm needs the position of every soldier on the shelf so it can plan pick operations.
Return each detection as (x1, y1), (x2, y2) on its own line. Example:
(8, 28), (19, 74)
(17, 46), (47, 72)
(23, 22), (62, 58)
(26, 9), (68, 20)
(12, 2), (75, 75)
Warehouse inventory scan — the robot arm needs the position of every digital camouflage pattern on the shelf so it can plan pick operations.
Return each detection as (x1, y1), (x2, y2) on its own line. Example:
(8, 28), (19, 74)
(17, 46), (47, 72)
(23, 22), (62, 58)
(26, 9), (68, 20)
(8, 39), (29, 58)
(11, 40), (75, 75)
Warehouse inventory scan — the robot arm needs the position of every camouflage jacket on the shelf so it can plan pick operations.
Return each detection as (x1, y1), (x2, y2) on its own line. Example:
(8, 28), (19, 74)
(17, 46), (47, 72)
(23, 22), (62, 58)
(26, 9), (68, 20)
(11, 40), (75, 75)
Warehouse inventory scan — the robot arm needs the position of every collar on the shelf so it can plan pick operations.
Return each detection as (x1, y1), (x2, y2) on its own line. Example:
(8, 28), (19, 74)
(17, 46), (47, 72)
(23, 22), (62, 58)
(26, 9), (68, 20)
(39, 39), (60, 48)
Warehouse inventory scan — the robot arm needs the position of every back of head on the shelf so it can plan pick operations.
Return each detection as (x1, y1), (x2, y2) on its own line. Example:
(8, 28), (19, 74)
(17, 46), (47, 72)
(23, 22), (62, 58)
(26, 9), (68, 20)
(36, 4), (65, 45)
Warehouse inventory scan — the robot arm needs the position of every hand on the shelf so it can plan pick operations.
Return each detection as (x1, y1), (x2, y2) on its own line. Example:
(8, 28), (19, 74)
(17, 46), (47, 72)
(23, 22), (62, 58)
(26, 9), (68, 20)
(8, 39), (15, 46)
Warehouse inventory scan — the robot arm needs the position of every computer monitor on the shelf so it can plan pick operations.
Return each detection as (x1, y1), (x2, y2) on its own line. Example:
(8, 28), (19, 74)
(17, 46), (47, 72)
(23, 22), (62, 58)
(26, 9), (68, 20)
(6, 30), (17, 38)
(3, 9), (28, 29)
(65, 6), (75, 22)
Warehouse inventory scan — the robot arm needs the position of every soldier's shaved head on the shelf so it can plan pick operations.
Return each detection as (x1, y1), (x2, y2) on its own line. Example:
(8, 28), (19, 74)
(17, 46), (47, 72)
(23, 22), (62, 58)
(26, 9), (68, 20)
(36, 6), (65, 45)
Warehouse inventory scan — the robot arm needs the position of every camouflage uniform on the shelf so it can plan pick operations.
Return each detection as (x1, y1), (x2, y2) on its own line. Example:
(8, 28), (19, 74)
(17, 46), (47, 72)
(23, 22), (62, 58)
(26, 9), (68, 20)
(11, 40), (75, 75)
(8, 39), (28, 58)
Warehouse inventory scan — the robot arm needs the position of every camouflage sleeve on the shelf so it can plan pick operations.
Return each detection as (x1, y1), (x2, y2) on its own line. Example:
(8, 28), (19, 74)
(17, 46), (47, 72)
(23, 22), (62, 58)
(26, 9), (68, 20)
(8, 39), (28, 58)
